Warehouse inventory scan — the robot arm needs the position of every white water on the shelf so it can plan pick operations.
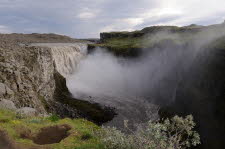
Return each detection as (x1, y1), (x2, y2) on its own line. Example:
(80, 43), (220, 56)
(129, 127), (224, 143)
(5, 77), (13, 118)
(50, 44), (86, 77)
(65, 47), (160, 128)
(30, 43), (87, 77)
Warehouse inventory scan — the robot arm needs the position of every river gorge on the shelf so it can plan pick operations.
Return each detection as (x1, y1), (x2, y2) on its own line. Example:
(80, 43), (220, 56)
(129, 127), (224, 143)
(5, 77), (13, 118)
(1, 22), (225, 149)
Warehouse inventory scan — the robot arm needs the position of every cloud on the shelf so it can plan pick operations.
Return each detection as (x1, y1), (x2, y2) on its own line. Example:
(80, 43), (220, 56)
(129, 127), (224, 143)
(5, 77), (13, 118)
(77, 12), (96, 19)
(76, 7), (99, 20)
(100, 18), (144, 32)
(0, 0), (224, 38)
(0, 25), (12, 33)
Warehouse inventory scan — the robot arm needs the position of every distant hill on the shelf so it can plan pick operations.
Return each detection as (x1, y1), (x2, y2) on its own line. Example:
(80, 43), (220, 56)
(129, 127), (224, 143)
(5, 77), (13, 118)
(88, 21), (225, 57)
(0, 33), (88, 49)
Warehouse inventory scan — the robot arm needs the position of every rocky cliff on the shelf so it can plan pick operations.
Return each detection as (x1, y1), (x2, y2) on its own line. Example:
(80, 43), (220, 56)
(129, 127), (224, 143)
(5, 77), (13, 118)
(0, 45), (54, 114)
(0, 36), (115, 124)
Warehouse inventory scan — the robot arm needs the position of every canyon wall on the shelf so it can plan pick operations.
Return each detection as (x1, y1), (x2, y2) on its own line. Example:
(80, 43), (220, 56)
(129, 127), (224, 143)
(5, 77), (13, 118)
(0, 45), (55, 114)
(0, 43), (115, 123)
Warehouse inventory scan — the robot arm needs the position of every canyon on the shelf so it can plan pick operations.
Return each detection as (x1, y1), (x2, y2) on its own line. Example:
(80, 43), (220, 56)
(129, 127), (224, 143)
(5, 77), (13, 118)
(0, 21), (225, 149)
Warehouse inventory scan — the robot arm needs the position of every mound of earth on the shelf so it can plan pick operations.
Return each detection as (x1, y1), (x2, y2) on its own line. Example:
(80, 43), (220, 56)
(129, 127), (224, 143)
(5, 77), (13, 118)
(0, 129), (16, 149)
(32, 124), (72, 145)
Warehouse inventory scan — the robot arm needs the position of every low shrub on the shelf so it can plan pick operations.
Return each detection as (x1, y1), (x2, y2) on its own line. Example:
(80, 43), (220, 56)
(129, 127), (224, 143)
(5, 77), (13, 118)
(96, 115), (200, 149)
(47, 114), (60, 122)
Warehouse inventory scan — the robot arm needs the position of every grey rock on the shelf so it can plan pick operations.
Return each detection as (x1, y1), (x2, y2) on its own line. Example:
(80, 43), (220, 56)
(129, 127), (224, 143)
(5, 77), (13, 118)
(0, 83), (6, 96)
(5, 86), (14, 95)
(16, 107), (37, 117)
(0, 43), (86, 119)
(0, 99), (17, 110)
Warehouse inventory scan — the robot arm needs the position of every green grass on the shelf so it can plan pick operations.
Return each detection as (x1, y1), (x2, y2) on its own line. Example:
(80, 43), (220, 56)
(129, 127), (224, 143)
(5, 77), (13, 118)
(88, 32), (190, 57)
(88, 25), (203, 57)
(89, 37), (144, 57)
(0, 109), (104, 149)
(90, 37), (142, 49)
(103, 37), (142, 48)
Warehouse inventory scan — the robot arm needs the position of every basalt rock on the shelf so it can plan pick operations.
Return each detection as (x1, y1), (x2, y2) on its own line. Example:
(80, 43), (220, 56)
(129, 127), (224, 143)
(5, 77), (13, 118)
(0, 40), (115, 124)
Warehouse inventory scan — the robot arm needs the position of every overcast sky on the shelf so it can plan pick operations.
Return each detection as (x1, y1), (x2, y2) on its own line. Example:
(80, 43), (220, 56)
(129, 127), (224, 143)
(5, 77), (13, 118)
(0, 0), (224, 38)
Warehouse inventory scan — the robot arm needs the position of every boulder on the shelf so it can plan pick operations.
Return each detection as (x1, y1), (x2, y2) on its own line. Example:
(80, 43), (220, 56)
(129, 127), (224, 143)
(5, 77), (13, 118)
(0, 99), (17, 110)
(16, 107), (38, 117)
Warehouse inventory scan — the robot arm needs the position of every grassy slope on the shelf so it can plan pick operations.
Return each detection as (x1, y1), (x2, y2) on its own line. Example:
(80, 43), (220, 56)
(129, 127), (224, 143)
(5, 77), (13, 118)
(0, 109), (104, 149)
(88, 26), (201, 57)
(88, 37), (144, 57)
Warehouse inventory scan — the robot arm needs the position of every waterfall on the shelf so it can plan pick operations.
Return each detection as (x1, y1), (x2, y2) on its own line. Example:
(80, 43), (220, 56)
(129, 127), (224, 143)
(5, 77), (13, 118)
(30, 43), (87, 78)
(50, 44), (87, 77)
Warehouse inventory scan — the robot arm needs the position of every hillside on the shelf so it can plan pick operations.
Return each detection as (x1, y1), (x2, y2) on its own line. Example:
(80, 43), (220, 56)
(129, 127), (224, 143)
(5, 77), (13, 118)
(88, 22), (225, 57)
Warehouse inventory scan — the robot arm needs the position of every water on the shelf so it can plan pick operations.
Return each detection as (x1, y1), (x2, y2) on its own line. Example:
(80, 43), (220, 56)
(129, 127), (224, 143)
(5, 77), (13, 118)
(30, 43), (87, 77)
(30, 43), (159, 128)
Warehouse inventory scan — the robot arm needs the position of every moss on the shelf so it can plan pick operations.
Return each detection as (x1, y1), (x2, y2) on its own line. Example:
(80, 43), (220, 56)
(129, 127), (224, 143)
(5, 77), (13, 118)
(0, 109), (104, 149)
(0, 109), (17, 123)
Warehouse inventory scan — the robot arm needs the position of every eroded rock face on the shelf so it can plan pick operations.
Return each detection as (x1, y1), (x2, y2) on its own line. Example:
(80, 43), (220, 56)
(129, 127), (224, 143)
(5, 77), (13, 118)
(0, 44), (81, 114)
(0, 44), (83, 114)
(0, 42), (115, 124)
(0, 46), (55, 114)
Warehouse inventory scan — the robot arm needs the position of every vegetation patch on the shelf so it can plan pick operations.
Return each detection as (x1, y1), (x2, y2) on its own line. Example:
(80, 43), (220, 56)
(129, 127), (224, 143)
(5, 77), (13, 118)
(88, 25), (204, 57)
(0, 108), (201, 149)
(88, 37), (143, 57)
(0, 109), (103, 149)
(96, 115), (200, 149)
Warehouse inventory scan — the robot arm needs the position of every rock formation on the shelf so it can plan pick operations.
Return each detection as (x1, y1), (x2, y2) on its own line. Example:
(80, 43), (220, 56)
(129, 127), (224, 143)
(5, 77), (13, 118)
(0, 36), (115, 123)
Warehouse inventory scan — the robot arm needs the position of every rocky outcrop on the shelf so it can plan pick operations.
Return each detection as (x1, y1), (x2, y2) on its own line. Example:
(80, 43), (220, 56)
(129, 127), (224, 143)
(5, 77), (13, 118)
(0, 42), (115, 124)
(0, 46), (53, 113)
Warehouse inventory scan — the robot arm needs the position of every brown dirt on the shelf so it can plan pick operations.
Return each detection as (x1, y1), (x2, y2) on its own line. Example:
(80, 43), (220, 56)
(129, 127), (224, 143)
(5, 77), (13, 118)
(0, 124), (72, 149)
(32, 124), (72, 145)
(0, 129), (17, 149)
(16, 126), (33, 140)
(0, 128), (51, 149)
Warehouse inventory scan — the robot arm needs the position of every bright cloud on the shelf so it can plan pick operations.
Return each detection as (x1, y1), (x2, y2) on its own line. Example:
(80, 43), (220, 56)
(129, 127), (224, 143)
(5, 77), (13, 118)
(77, 12), (96, 19)
(100, 18), (144, 32)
